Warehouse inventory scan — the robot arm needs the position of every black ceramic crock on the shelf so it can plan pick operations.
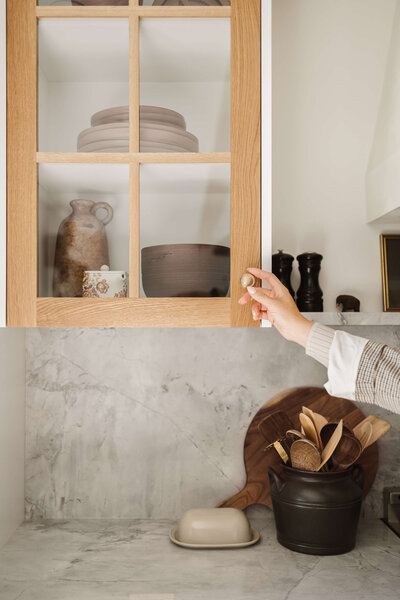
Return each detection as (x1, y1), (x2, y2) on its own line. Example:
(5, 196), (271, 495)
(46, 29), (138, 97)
(268, 464), (364, 555)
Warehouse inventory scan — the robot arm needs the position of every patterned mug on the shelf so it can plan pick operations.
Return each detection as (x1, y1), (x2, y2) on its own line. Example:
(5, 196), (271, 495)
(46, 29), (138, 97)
(82, 265), (128, 298)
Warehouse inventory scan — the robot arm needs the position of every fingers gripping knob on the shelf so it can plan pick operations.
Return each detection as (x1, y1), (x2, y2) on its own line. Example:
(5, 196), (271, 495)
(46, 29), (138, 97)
(240, 273), (256, 288)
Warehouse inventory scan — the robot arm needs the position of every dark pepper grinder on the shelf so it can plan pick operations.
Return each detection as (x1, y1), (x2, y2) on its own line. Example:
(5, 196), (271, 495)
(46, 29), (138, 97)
(296, 252), (323, 312)
(272, 250), (295, 298)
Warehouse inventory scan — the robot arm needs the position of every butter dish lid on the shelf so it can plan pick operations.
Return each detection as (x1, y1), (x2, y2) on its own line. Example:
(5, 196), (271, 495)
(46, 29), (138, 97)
(169, 508), (260, 549)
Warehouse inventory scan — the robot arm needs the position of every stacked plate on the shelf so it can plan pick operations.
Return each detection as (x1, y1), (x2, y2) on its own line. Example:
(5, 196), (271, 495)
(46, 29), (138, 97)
(77, 105), (199, 153)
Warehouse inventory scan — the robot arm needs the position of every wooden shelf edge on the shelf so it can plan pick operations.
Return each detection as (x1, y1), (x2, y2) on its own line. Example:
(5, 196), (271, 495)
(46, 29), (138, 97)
(36, 152), (231, 164)
(36, 297), (231, 328)
(36, 6), (231, 19)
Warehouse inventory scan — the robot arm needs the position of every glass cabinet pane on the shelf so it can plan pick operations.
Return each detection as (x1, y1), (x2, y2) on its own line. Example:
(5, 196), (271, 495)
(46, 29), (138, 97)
(38, 164), (130, 298)
(140, 163), (230, 297)
(38, 19), (129, 152)
(140, 18), (230, 153)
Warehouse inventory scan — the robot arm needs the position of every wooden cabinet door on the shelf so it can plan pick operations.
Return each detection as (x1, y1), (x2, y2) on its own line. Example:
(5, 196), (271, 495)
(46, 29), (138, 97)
(7, 0), (263, 327)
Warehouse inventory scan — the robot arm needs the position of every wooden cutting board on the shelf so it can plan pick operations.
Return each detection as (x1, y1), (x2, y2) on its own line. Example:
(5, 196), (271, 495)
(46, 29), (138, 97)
(218, 387), (379, 510)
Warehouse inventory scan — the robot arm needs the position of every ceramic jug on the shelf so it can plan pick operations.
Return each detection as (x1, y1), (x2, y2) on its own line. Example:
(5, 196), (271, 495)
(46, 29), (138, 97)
(268, 464), (363, 555)
(53, 199), (113, 297)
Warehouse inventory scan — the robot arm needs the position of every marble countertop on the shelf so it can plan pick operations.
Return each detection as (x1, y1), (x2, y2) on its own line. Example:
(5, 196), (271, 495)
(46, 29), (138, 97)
(0, 517), (399, 600)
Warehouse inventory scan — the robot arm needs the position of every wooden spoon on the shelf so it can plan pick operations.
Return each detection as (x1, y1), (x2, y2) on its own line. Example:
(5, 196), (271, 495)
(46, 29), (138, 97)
(286, 429), (304, 449)
(318, 420), (343, 471)
(286, 429), (304, 441)
(290, 438), (321, 471)
(299, 413), (320, 449)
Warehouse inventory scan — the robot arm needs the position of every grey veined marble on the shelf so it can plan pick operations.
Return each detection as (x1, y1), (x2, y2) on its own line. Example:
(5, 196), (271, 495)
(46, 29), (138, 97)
(25, 326), (400, 520)
(0, 518), (399, 600)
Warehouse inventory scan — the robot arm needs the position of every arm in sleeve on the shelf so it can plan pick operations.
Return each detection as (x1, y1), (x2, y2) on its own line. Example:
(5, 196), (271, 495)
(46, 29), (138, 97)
(306, 322), (400, 412)
(306, 323), (368, 400)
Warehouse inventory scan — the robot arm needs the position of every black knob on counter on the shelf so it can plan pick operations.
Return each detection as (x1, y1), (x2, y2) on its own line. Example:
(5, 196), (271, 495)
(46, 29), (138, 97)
(296, 252), (323, 312)
(272, 250), (295, 298)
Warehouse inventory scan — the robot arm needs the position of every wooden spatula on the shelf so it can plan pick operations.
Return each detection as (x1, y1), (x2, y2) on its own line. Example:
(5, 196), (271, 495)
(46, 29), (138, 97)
(354, 421), (373, 451)
(353, 415), (391, 449)
(302, 406), (327, 450)
(318, 419), (343, 471)
(299, 413), (320, 449)
(258, 411), (294, 464)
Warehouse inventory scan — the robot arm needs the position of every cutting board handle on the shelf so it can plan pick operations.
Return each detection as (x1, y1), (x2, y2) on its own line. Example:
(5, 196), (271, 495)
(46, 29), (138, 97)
(217, 482), (265, 510)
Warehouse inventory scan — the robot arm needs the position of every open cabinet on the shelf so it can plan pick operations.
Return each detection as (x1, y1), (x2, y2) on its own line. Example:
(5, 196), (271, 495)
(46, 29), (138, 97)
(6, 0), (270, 328)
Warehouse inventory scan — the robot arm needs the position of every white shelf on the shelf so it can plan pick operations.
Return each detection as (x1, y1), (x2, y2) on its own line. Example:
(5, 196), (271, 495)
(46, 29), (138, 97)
(304, 312), (400, 326)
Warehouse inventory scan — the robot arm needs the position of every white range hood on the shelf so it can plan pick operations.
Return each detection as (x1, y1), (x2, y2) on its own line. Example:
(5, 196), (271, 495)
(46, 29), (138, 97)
(367, 1), (400, 223)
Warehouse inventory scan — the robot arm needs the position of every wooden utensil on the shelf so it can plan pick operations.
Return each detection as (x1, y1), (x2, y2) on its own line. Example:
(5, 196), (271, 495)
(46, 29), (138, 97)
(354, 421), (373, 451)
(353, 415), (391, 448)
(318, 420), (343, 471)
(331, 432), (362, 471)
(302, 405), (327, 450)
(217, 387), (378, 510)
(299, 413), (320, 449)
(286, 429), (304, 445)
(320, 422), (353, 444)
(290, 438), (321, 471)
(258, 411), (294, 464)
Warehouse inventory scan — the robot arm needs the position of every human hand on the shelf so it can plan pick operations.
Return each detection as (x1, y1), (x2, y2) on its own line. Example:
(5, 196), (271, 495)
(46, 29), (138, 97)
(238, 268), (313, 347)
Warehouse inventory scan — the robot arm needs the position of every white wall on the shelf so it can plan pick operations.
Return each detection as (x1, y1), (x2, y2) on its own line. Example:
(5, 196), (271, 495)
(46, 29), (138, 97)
(0, 329), (25, 548)
(0, 0), (6, 327)
(272, 0), (399, 312)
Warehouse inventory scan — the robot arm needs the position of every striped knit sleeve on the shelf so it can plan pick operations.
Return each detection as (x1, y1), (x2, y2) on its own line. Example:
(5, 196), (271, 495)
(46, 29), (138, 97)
(306, 322), (335, 367)
(355, 341), (400, 413)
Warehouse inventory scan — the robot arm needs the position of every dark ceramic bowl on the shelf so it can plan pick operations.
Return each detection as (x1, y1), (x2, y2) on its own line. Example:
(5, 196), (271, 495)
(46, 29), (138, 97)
(141, 244), (230, 298)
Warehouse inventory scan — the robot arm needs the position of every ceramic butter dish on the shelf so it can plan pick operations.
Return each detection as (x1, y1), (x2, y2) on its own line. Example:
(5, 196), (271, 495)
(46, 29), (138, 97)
(169, 508), (260, 549)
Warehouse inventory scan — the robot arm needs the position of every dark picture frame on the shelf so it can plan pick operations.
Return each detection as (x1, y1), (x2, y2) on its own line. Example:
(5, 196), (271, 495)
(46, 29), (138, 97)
(380, 234), (400, 311)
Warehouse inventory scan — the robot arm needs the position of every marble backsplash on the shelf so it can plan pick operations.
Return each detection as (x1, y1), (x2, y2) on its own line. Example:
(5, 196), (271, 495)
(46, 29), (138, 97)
(25, 326), (400, 521)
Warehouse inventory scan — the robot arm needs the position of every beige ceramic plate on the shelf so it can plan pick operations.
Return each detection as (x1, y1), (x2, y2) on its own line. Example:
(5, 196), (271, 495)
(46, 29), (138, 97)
(169, 526), (260, 549)
(91, 105), (186, 129)
(78, 143), (129, 153)
(78, 123), (129, 144)
(140, 128), (198, 151)
(140, 141), (194, 153)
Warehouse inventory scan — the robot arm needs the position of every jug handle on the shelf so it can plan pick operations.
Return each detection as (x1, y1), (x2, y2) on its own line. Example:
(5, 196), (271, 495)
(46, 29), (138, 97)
(92, 202), (113, 226)
(268, 467), (286, 493)
(351, 464), (364, 490)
